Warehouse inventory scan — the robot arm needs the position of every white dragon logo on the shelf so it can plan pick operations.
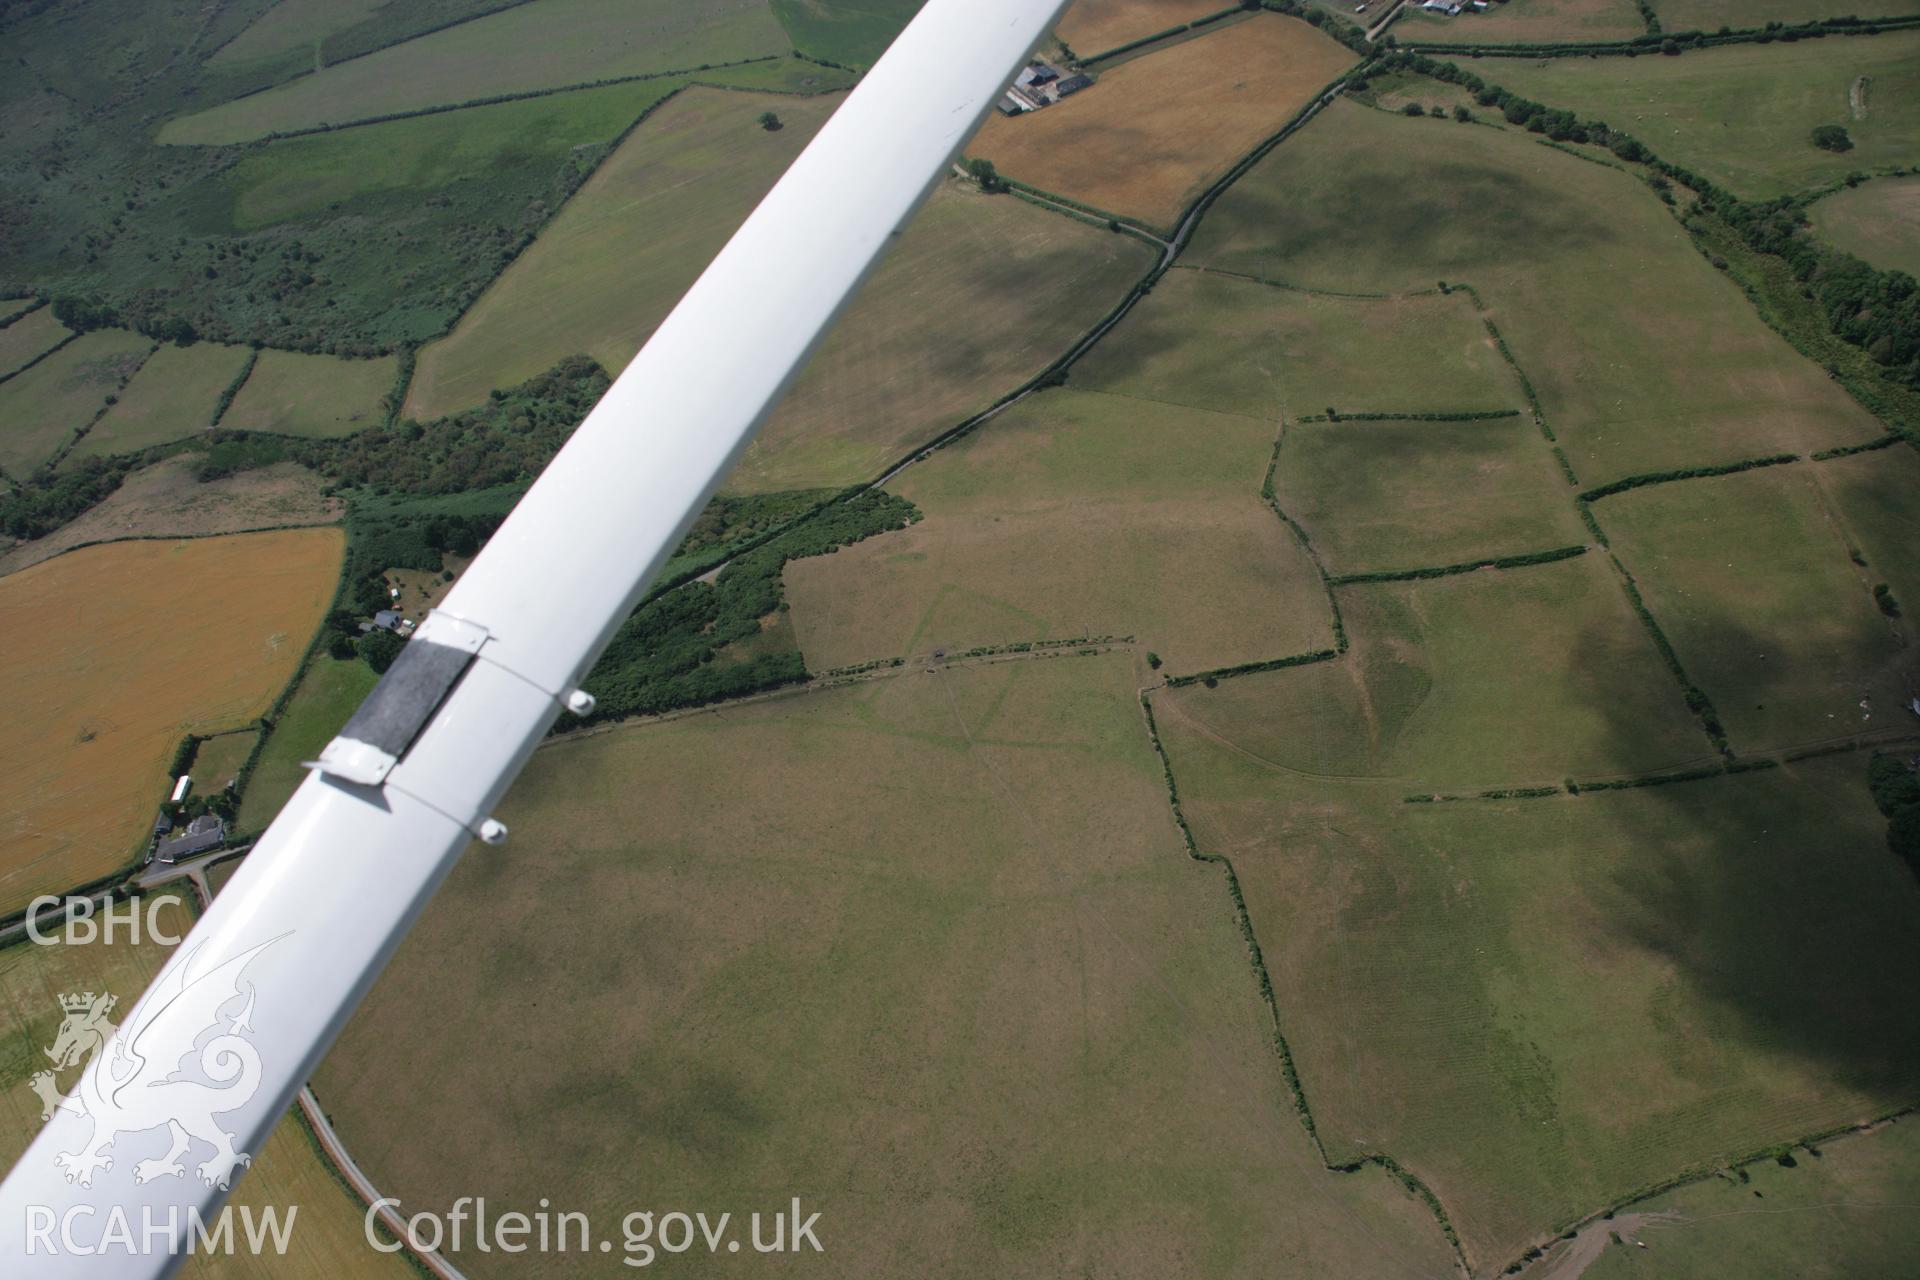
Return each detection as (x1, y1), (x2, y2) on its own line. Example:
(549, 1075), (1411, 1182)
(27, 937), (279, 1191)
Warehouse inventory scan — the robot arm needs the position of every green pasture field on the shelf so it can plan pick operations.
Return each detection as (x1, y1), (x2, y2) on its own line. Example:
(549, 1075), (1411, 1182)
(201, 81), (696, 234)
(769, 0), (924, 65)
(182, 59), (852, 235)
(0, 895), (418, 1280)
(209, 0), (384, 69)
(1166, 551), (1708, 788)
(1075, 267), (1520, 421)
(0, 309), (70, 379)
(318, 655), (1458, 1278)
(1575, 1118), (1920, 1279)
(161, 0), (793, 144)
(0, 330), (153, 478)
(1485, 32), (1920, 199)
(1597, 463), (1911, 754)
(1274, 417), (1587, 574)
(1185, 98), (1885, 486)
(236, 657), (379, 834)
(1149, 699), (1920, 1268)
(1817, 444), (1920, 640)
(1809, 173), (1920, 278)
(67, 342), (252, 461)
(1397, 0), (1646, 44)
(189, 727), (259, 793)
(1653, 0), (1920, 29)
(784, 388), (1334, 675)
(732, 181), (1156, 491)
(405, 87), (840, 418)
(220, 349), (396, 438)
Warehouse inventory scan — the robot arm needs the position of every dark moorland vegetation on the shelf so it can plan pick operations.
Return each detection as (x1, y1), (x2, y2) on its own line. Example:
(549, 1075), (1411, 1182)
(0, 0), (645, 355)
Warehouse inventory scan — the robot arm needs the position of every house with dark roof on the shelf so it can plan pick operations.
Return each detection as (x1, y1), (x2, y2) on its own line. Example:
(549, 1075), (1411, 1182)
(155, 814), (225, 864)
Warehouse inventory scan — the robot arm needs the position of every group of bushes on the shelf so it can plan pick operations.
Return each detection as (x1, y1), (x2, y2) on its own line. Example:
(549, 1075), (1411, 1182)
(579, 490), (920, 723)
(1869, 754), (1920, 875)
(1723, 194), (1920, 390)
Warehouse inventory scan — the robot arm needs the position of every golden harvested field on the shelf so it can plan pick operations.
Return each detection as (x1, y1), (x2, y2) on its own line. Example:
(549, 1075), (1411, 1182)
(319, 655), (1458, 1278)
(968, 14), (1358, 230)
(784, 389), (1333, 676)
(733, 180), (1157, 490)
(1398, 0), (1646, 44)
(0, 895), (417, 1279)
(0, 528), (342, 914)
(69, 341), (252, 461)
(406, 88), (842, 420)
(220, 349), (395, 438)
(1055, 0), (1237, 54)
(0, 330), (153, 478)
(0, 459), (340, 578)
(162, 0), (791, 144)
(0, 307), (69, 378)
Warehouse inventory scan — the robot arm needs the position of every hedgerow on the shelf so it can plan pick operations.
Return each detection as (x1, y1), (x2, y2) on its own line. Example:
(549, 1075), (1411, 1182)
(1328, 544), (1586, 585)
(1577, 453), (1799, 503)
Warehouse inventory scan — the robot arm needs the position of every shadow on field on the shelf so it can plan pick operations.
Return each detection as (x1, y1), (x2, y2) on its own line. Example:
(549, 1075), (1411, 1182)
(1570, 607), (1920, 1097)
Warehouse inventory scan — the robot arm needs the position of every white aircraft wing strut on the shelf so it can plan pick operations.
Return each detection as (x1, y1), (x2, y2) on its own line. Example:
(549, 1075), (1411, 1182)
(0, 1), (1066, 1271)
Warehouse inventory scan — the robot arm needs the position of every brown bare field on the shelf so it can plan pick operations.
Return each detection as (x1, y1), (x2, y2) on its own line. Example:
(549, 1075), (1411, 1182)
(221, 349), (395, 438)
(0, 528), (342, 914)
(0, 307), (69, 378)
(784, 388), (1334, 675)
(0, 894), (418, 1279)
(1055, 0), (1237, 54)
(1597, 464), (1912, 755)
(732, 180), (1156, 490)
(1144, 715), (1920, 1270)
(318, 655), (1457, 1278)
(1397, 0), (1645, 44)
(968, 14), (1358, 230)
(0, 459), (340, 578)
